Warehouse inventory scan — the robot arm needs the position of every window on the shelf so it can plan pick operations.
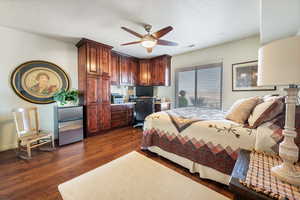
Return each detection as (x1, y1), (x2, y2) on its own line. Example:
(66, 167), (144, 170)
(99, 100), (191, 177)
(175, 63), (222, 109)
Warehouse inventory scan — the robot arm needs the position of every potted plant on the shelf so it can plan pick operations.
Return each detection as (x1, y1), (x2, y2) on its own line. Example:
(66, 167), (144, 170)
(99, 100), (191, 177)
(53, 89), (79, 107)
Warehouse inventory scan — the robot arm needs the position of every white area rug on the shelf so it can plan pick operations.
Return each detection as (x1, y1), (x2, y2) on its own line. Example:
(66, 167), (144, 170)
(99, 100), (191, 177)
(58, 151), (230, 200)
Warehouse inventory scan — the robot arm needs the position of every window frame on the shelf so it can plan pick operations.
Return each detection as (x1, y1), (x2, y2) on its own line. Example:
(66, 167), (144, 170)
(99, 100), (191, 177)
(175, 62), (223, 110)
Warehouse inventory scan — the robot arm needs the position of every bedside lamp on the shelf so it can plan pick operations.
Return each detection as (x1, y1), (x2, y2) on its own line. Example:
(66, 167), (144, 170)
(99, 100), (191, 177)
(258, 36), (300, 186)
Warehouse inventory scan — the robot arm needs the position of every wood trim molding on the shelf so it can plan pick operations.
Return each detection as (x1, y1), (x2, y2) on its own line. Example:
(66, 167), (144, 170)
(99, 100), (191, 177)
(76, 38), (113, 49)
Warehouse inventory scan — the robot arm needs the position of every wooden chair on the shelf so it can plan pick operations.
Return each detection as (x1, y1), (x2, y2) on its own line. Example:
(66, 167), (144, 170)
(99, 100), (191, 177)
(12, 107), (55, 159)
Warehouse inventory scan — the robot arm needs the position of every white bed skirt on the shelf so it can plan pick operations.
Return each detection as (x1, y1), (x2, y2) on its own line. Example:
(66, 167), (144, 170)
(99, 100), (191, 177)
(147, 146), (230, 185)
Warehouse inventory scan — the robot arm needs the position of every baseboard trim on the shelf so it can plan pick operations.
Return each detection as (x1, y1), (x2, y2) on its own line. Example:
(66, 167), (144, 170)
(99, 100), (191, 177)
(0, 143), (16, 152)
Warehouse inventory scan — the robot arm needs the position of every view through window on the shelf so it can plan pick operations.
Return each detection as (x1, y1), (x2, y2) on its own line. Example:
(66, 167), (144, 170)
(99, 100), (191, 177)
(175, 63), (222, 109)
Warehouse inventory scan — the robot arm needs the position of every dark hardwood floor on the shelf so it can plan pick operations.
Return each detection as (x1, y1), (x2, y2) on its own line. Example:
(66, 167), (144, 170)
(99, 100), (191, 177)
(0, 127), (234, 200)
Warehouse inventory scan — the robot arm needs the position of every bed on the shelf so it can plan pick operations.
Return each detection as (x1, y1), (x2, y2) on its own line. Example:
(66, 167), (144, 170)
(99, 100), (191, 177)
(141, 107), (285, 185)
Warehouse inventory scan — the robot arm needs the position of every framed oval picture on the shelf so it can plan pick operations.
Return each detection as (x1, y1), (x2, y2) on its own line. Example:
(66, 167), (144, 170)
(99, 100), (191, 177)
(11, 60), (70, 104)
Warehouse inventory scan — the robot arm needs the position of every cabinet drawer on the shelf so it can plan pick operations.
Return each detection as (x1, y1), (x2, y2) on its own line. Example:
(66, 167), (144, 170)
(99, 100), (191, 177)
(111, 111), (126, 120)
(59, 127), (83, 146)
(58, 107), (83, 122)
(59, 120), (83, 132)
(111, 120), (127, 128)
(111, 105), (126, 112)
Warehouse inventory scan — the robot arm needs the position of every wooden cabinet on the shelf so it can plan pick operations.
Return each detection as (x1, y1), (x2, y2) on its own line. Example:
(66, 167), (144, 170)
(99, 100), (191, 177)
(146, 55), (171, 86)
(100, 75), (110, 104)
(120, 56), (131, 85)
(159, 55), (171, 86)
(150, 58), (160, 86)
(99, 103), (111, 130)
(86, 76), (99, 105)
(77, 38), (113, 136)
(110, 52), (119, 85)
(138, 59), (151, 86)
(87, 44), (100, 75)
(110, 52), (139, 86)
(130, 58), (138, 85)
(87, 105), (99, 133)
(99, 47), (111, 76)
(111, 104), (134, 128)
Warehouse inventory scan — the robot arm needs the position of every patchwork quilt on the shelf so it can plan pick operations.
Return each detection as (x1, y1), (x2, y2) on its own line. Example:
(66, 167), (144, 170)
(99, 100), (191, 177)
(141, 107), (257, 175)
(141, 107), (299, 178)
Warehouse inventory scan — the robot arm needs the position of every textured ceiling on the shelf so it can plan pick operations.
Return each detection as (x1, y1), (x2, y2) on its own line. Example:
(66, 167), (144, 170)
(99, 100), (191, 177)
(0, 0), (259, 58)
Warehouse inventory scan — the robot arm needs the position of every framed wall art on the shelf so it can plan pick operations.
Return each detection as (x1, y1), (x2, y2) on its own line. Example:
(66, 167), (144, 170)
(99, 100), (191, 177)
(232, 60), (276, 91)
(11, 60), (70, 104)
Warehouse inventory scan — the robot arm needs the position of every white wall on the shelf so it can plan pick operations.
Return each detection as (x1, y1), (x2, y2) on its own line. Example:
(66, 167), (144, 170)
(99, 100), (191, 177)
(260, 0), (300, 44)
(157, 36), (282, 110)
(0, 26), (77, 151)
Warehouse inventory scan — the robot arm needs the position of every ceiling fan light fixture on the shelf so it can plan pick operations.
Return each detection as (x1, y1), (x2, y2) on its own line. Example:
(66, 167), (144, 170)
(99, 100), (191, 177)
(141, 35), (157, 48)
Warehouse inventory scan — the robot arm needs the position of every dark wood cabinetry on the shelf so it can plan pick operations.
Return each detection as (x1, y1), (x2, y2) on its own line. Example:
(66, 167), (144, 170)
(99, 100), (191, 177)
(110, 51), (138, 86)
(111, 104), (134, 128)
(99, 47), (111, 76)
(87, 44), (100, 75)
(110, 52), (119, 85)
(151, 56), (170, 86)
(110, 52), (171, 86)
(120, 56), (131, 85)
(130, 58), (138, 85)
(138, 59), (151, 86)
(137, 55), (171, 86)
(77, 38), (171, 136)
(77, 38), (112, 136)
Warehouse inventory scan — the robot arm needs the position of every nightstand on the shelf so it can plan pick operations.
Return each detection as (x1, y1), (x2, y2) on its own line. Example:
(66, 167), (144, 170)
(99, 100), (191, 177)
(229, 149), (273, 200)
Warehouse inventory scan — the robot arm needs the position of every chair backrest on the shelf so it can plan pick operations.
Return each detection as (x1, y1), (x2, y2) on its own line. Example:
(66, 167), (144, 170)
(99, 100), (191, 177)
(12, 107), (40, 137)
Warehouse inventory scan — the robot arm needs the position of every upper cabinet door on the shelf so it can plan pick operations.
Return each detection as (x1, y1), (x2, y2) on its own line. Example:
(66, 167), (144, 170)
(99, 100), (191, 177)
(150, 58), (160, 86)
(99, 47), (111, 76)
(161, 56), (171, 86)
(110, 53), (120, 85)
(138, 59), (150, 86)
(149, 56), (171, 86)
(87, 45), (100, 75)
(130, 59), (138, 86)
(120, 56), (131, 85)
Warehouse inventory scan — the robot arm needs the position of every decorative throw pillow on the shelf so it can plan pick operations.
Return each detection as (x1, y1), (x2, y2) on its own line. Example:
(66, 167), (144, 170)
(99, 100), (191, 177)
(225, 97), (260, 124)
(248, 96), (285, 128)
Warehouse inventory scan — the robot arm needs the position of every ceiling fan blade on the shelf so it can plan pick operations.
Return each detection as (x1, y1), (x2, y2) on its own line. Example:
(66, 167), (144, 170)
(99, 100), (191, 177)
(152, 26), (173, 38)
(157, 39), (178, 46)
(146, 48), (153, 53)
(121, 41), (141, 46)
(121, 27), (143, 38)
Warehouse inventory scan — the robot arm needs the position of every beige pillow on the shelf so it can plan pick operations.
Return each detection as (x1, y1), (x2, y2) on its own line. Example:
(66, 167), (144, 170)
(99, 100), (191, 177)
(248, 97), (284, 128)
(225, 97), (260, 124)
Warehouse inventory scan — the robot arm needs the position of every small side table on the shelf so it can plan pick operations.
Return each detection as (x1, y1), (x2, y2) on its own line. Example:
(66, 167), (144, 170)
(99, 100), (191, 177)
(229, 149), (273, 200)
(154, 102), (171, 112)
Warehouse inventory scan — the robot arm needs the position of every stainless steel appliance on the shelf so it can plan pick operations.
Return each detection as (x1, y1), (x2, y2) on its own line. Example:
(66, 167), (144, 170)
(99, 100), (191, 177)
(111, 93), (124, 104)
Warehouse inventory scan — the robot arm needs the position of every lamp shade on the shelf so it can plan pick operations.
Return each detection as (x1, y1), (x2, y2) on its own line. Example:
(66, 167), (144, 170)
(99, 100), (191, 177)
(258, 36), (300, 86)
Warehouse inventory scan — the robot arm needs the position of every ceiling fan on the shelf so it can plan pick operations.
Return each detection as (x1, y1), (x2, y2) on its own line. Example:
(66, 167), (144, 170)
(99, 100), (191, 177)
(121, 24), (178, 53)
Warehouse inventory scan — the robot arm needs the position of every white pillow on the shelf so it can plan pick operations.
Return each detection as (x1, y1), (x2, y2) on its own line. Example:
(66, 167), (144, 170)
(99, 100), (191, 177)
(225, 97), (260, 124)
